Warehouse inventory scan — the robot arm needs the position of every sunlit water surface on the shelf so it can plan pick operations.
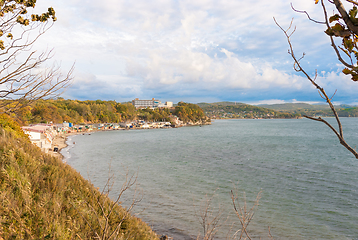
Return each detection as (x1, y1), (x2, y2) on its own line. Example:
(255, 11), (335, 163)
(63, 119), (358, 240)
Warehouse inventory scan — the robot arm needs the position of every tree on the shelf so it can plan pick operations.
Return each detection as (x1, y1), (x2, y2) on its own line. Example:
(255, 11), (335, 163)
(174, 102), (208, 124)
(0, 0), (73, 113)
(274, 0), (358, 159)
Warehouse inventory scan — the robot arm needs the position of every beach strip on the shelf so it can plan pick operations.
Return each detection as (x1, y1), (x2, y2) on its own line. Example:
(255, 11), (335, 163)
(48, 132), (81, 159)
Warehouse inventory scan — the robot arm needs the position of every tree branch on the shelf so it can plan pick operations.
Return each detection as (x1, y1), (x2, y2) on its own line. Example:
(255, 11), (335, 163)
(333, 0), (358, 35)
(274, 17), (358, 159)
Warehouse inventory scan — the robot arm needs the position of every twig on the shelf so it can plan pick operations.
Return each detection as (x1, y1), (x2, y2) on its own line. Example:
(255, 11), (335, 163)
(291, 3), (326, 24)
(274, 17), (358, 159)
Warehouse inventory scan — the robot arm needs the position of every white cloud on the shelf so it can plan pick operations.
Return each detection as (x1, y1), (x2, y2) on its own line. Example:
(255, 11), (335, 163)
(124, 47), (309, 91)
(29, 0), (358, 103)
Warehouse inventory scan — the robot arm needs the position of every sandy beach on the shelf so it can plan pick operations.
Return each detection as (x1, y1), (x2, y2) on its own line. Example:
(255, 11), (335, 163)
(48, 132), (80, 158)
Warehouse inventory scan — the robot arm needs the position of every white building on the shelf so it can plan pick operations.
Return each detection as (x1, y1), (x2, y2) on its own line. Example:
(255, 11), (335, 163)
(22, 124), (57, 152)
(132, 98), (159, 108)
(132, 98), (173, 109)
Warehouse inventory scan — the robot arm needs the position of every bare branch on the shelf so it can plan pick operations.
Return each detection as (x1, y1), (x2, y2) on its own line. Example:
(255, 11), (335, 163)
(230, 188), (262, 240)
(195, 190), (224, 240)
(291, 3), (326, 24)
(268, 226), (275, 240)
(274, 16), (358, 158)
(330, 89), (338, 100)
(346, 0), (358, 5)
(76, 166), (143, 240)
(0, 3), (73, 114)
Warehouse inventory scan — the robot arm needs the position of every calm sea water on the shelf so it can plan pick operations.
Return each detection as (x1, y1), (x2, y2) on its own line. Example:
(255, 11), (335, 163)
(63, 119), (358, 240)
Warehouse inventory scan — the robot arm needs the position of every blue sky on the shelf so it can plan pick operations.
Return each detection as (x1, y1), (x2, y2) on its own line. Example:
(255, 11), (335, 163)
(33, 0), (358, 105)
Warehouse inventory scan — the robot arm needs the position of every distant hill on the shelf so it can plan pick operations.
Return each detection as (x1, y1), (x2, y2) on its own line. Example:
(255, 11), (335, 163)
(198, 102), (358, 118)
(198, 101), (245, 107)
(197, 102), (300, 119)
(258, 103), (331, 111)
(258, 103), (358, 117)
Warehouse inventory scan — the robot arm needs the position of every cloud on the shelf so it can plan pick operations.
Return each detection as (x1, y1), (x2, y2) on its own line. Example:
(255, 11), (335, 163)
(30, 0), (358, 104)
(125, 47), (308, 90)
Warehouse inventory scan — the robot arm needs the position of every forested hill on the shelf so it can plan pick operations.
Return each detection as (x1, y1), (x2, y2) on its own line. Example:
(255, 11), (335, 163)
(259, 103), (358, 117)
(11, 99), (209, 125)
(197, 102), (301, 119)
(198, 102), (358, 119)
(13, 100), (358, 125)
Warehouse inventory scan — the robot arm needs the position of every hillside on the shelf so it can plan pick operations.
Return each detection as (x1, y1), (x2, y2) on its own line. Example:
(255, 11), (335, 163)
(0, 114), (159, 239)
(11, 99), (208, 125)
(198, 102), (358, 119)
(258, 103), (358, 117)
(197, 102), (300, 119)
(258, 103), (331, 111)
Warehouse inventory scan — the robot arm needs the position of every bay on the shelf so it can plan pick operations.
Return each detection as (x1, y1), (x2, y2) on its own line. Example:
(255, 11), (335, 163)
(63, 119), (358, 240)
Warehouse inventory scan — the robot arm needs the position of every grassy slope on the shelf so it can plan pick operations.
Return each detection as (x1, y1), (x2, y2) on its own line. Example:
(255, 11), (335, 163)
(0, 114), (159, 240)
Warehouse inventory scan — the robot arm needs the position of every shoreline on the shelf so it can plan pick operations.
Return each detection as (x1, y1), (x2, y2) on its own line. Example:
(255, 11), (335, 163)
(48, 130), (194, 240)
(48, 132), (82, 159)
(47, 123), (210, 159)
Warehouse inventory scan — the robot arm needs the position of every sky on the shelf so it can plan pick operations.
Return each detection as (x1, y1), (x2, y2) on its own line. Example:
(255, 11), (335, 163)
(30, 0), (358, 105)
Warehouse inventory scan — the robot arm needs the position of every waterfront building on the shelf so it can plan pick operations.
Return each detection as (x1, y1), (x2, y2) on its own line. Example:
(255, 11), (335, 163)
(132, 98), (160, 108)
(132, 98), (173, 109)
(22, 124), (57, 152)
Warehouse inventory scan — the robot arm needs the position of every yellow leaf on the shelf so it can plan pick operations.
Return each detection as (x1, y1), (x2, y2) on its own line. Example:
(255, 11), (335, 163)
(343, 68), (352, 75)
(315, 0), (319, 4)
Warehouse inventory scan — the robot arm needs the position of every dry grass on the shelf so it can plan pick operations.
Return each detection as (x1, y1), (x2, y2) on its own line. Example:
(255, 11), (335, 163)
(0, 114), (159, 240)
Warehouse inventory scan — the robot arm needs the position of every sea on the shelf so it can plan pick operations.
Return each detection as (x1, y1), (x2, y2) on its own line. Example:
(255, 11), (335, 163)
(62, 118), (358, 240)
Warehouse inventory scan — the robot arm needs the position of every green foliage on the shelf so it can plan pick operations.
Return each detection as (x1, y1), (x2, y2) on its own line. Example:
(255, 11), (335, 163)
(0, 121), (159, 239)
(138, 107), (171, 122)
(322, 1), (358, 81)
(257, 102), (358, 117)
(0, 1), (56, 50)
(198, 102), (301, 119)
(9, 99), (208, 125)
(0, 113), (28, 139)
(338, 106), (358, 117)
(173, 102), (208, 123)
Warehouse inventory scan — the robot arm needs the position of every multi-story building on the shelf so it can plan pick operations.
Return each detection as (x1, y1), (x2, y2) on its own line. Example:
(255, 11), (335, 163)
(132, 98), (173, 109)
(132, 98), (159, 108)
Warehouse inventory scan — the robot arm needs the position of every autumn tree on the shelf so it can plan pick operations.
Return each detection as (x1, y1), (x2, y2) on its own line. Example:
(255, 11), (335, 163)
(0, 0), (73, 113)
(275, 0), (358, 158)
(174, 102), (207, 124)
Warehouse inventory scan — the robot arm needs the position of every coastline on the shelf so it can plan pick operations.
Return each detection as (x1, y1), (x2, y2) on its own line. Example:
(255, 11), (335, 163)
(48, 130), (195, 240)
(48, 132), (81, 159)
(47, 122), (211, 159)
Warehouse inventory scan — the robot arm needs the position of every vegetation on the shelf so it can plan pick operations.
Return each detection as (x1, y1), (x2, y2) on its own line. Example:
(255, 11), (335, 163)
(198, 101), (358, 120)
(173, 102), (209, 124)
(0, 114), (159, 239)
(12, 99), (358, 125)
(137, 107), (172, 122)
(260, 103), (358, 117)
(7, 99), (207, 126)
(198, 102), (301, 119)
(0, 0), (73, 114)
